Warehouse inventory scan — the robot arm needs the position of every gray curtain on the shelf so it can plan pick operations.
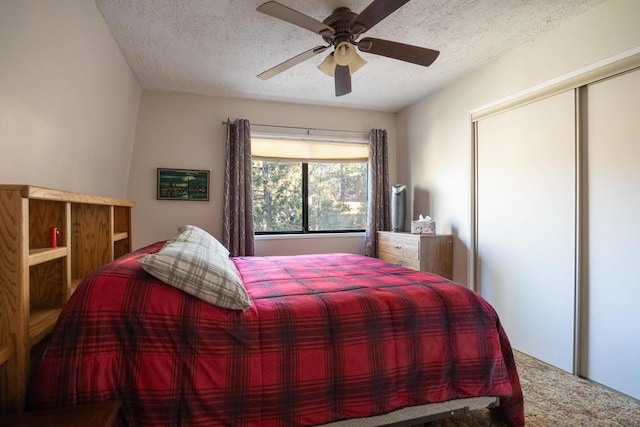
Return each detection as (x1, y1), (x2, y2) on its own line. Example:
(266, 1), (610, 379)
(364, 129), (390, 257)
(223, 119), (255, 256)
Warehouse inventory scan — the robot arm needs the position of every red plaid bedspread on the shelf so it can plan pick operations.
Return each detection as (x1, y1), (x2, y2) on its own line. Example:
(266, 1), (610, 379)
(29, 242), (524, 426)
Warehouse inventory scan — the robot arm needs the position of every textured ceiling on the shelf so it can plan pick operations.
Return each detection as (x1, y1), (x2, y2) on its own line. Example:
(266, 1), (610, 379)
(94, 0), (606, 112)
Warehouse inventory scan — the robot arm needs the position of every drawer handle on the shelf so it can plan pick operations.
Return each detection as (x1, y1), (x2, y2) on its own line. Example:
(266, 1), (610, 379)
(394, 246), (402, 249)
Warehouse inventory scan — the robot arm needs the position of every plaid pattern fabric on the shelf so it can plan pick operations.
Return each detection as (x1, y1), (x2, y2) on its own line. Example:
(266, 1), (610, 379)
(29, 243), (524, 427)
(138, 240), (250, 310)
(175, 224), (230, 256)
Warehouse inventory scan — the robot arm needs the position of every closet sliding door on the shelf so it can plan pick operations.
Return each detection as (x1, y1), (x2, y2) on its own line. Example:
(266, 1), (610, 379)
(476, 90), (576, 372)
(585, 68), (640, 399)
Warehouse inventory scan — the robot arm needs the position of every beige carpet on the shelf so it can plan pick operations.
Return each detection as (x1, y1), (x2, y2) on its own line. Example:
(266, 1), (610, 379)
(430, 350), (640, 426)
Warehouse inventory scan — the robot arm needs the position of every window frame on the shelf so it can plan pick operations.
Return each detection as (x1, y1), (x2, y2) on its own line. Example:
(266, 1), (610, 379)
(251, 136), (369, 235)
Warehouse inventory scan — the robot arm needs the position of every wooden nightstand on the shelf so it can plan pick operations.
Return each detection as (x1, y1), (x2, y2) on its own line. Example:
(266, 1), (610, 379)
(377, 231), (453, 279)
(0, 401), (121, 427)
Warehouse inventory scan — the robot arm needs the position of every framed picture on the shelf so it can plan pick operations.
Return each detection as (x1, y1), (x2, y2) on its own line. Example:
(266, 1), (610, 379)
(157, 168), (209, 201)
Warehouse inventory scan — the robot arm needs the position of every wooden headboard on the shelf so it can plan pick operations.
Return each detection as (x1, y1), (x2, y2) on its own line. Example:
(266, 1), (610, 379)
(0, 185), (134, 413)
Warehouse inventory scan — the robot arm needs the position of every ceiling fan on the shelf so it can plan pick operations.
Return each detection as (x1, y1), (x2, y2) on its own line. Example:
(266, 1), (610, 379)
(256, 0), (440, 97)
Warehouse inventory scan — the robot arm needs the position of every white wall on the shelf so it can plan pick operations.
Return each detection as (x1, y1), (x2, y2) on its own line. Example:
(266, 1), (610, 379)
(0, 0), (141, 198)
(398, 0), (640, 285)
(127, 92), (397, 252)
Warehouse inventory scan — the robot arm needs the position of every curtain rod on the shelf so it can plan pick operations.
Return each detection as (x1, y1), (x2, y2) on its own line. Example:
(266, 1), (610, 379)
(221, 119), (367, 135)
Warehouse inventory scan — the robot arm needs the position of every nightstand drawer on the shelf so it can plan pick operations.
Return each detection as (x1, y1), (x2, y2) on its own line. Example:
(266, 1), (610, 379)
(378, 252), (420, 270)
(377, 233), (419, 260)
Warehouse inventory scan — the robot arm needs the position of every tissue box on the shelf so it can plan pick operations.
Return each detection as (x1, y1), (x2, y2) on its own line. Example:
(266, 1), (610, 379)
(411, 220), (436, 235)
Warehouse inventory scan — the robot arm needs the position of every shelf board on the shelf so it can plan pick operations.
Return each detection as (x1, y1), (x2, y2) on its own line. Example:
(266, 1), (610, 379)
(1, 184), (135, 207)
(0, 344), (14, 366)
(28, 247), (68, 266)
(113, 232), (128, 242)
(29, 308), (62, 346)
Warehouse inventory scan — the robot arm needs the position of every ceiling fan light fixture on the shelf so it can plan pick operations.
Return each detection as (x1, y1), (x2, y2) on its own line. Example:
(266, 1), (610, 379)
(318, 49), (367, 77)
(334, 41), (357, 66)
(348, 52), (367, 74)
(317, 53), (336, 77)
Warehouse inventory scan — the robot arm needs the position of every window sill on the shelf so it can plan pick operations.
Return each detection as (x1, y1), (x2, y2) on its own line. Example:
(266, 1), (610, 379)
(254, 232), (365, 241)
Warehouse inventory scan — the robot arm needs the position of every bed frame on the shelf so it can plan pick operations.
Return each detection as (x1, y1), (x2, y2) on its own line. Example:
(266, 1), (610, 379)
(319, 397), (499, 426)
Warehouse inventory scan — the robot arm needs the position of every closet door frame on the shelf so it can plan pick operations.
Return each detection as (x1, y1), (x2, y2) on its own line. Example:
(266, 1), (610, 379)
(468, 47), (640, 376)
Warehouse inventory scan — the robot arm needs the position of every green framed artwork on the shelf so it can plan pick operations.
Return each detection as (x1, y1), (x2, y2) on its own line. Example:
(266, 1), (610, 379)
(157, 168), (209, 201)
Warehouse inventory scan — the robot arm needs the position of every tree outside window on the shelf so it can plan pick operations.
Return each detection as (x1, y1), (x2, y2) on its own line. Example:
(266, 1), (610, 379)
(252, 159), (367, 233)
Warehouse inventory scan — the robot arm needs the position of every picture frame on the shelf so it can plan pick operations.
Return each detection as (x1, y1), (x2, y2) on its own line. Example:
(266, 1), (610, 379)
(157, 168), (210, 201)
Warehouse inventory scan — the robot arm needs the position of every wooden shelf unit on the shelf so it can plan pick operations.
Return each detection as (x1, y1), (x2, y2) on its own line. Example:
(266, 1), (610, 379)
(0, 185), (134, 413)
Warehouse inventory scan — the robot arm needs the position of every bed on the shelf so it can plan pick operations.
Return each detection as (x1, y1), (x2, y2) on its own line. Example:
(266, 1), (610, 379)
(28, 227), (524, 426)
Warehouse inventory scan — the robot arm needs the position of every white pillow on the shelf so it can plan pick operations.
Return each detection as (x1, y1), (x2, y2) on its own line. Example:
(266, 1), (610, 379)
(139, 240), (250, 310)
(174, 225), (229, 256)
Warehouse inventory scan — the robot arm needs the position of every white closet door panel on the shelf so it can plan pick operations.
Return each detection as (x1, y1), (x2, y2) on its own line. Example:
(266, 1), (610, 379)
(477, 90), (576, 372)
(586, 68), (640, 399)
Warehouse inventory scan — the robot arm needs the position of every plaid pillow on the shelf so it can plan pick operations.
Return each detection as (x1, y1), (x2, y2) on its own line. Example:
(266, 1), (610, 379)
(174, 225), (230, 256)
(139, 240), (250, 310)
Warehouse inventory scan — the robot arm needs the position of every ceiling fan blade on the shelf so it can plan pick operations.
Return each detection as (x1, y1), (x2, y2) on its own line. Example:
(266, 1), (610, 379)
(335, 65), (351, 97)
(257, 1), (335, 37)
(349, 0), (411, 36)
(257, 46), (329, 80)
(358, 37), (440, 67)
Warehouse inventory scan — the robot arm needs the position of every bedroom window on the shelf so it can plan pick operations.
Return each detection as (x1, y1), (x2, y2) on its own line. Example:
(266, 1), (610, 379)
(251, 136), (368, 234)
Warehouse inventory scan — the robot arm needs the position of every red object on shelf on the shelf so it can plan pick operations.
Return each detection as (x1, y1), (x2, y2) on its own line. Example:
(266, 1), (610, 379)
(50, 227), (59, 248)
